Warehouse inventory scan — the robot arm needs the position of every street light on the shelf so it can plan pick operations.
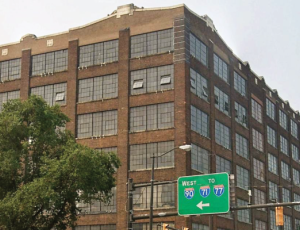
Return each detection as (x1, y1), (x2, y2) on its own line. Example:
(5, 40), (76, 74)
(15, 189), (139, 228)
(149, 144), (192, 230)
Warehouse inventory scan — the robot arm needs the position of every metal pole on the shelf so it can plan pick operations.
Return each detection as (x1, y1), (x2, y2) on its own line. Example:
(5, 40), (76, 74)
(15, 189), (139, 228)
(149, 154), (155, 230)
(231, 201), (300, 210)
(127, 178), (133, 230)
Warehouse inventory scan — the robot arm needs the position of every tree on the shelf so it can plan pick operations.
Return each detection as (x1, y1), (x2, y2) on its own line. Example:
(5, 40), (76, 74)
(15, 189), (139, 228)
(0, 96), (120, 230)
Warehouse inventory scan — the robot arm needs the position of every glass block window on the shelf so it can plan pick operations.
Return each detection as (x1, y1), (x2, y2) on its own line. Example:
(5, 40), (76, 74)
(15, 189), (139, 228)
(191, 143), (210, 173)
(31, 83), (67, 106)
(191, 223), (209, 230)
(254, 189), (266, 211)
(291, 119), (298, 139)
(75, 225), (116, 230)
(266, 98), (275, 120)
(133, 223), (175, 230)
(190, 33), (207, 66)
(129, 141), (174, 170)
(79, 40), (118, 67)
(269, 181), (279, 201)
(237, 199), (251, 223)
(31, 50), (68, 76)
(235, 133), (249, 159)
(213, 54), (228, 83)
(282, 188), (291, 203)
(294, 193), (300, 211)
(251, 99), (262, 123)
(0, 90), (20, 112)
(131, 29), (173, 58)
(292, 144), (299, 161)
(253, 158), (265, 181)
(281, 161), (291, 181)
(215, 120), (231, 149)
(284, 215), (292, 230)
(130, 102), (174, 132)
(267, 126), (277, 148)
(191, 105), (209, 138)
(77, 187), (116, 214)
(214, 86), (230, 115)
(252, 128), (263, 152)
(190, 68), (208, 101)
(255, 220), (266, 230)
(280, 135), (289, 155)
(270, 210), (280, 230)
(236, 165), (249, 190)
(234, 72), (246, 96)
(77, 110), (117, 138)
(131, 65), (174, 95)
(293, 168), (300, 185)
(133, 184), (174, 209)
(78, 74), (118, 102)
(0, 59), (21, 81)
(234, 102), (247, 127)
(216, 156), (231, 173)
(268, 153), (278, 174)
(279, 110), (288, 130)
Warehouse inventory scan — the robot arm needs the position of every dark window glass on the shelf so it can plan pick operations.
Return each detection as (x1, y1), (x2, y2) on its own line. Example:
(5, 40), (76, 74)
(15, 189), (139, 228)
(268, 153), (278, 174)
(236, 165), (249, 190)
(235, 133), (249, 159)
(191, 143), (210, 173)
(252, 128), (263, 152)
(0, 90), (20, 112)
(190, 33), (207, 66)
(291, 119), (298, 139)
(251, 99), (262, 123)
(279, 110), (288, 130)
(267, 126), (277, 148)
(215, 120), (231, 149)
(0, 59), (21, 81)
(237, 199), (251, 223)
(253, 158), (265, 181)
(31, 83), (67, 106)
(234, 72), (246, 96)
(213, 54), (228, 83)
(266, 99), (275, 120)
(190, 68), (208, 101)
(234, 102), (247, 127)
(191, 105), (209, 138)
(214, 86), (230, 115)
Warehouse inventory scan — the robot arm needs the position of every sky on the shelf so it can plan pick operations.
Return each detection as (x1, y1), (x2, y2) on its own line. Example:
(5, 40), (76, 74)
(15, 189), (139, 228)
(1, 0), (300, 110)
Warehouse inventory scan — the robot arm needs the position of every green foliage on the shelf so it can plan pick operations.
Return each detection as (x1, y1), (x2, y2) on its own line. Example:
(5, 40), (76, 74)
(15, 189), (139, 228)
(0, 96), (120, 230)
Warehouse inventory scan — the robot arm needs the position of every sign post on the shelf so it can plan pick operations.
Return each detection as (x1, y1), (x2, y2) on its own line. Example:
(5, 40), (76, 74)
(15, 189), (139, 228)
(178, 173), (230, 216)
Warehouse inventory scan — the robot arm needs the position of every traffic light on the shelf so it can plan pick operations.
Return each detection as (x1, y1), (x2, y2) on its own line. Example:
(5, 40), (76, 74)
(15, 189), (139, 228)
(183, 228), (189, 230)
(275, 206), (284, 226)
(162, 223), (169, 230)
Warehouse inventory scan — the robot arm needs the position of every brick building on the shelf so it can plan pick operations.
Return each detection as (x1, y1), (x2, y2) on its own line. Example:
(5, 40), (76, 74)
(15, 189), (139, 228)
(0, 3), (300, 230)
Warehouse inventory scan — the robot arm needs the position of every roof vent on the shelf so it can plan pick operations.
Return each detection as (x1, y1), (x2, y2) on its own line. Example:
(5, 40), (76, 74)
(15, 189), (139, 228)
(116, 4), (135, 18)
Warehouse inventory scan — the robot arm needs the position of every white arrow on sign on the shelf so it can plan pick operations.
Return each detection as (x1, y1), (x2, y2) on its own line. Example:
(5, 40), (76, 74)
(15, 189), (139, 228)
(197, 201), (210, 210)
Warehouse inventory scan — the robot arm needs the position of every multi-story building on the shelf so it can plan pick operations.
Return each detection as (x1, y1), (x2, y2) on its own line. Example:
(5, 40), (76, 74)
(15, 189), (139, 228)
(1, 3), (300, 230)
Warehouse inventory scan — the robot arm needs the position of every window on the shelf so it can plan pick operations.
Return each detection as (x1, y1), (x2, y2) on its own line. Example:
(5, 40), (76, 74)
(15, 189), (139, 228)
(213, 54), (228, 83)
(191, 143), (210, 173)
(253, 158), (265, 181)
(251, 99), (262, 123)
(75, 225), (116, 230)
(292, 144), (300, 161)
(236, 165), (249, 190)
(0, 90), (20, 112)
(190, 33), (207, 66)
(266, 99), (275, 120)
(214, 86), (230, 115)
(282, 188), (291, 203)
(190, 68), (208, 101)
(280, 135), (289, 155)
(131, 29), (173, 58)
(235, 133), (249, 159)
(268, 154), (278, 174)
(77, 110), (117, 138)
(191, 105), (209, 138)
(234, 72), (246, 96)
(252, 128), (263, 152)
(234, 102), (247, 127)
(31, 50), (68, 76)
(269, 181), (278, 201)
(281, 161), (291, 181)
(296, 219), (300, 230)
(267, 126), (277, 148)
(97, 147), (117, 154)
(133, 184), (174, 209)
(216, 156), (231, 173)
(254, 189), (266, 211)
(294, 193), (300, 211)
(237, 199), (251, 223)
(0, 58), (21, 81)
(130, 103), (174, 132)
(77, 187), (116, 213)
(133, 223), (175, 230)
(191, 223), (209, 230)
(131, 65), (174, 95)
(293, 168), (300, 185)
(291, 119), (298, 139)
(78, 74), (118, 102)
(284, 215), (292, 230)
(31, 83), (67, 106)
(279, 110), (288, 130)
(215, 121), (231, 149)
(129, 141), (174, 170)
(255, 220), (266, 230)
(270, 210), (280, 230)
(79, 40), (118, 67)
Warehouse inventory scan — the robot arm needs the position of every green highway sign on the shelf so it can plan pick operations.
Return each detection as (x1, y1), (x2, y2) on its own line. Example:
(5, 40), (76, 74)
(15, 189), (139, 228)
(178, 173), (230, 215)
